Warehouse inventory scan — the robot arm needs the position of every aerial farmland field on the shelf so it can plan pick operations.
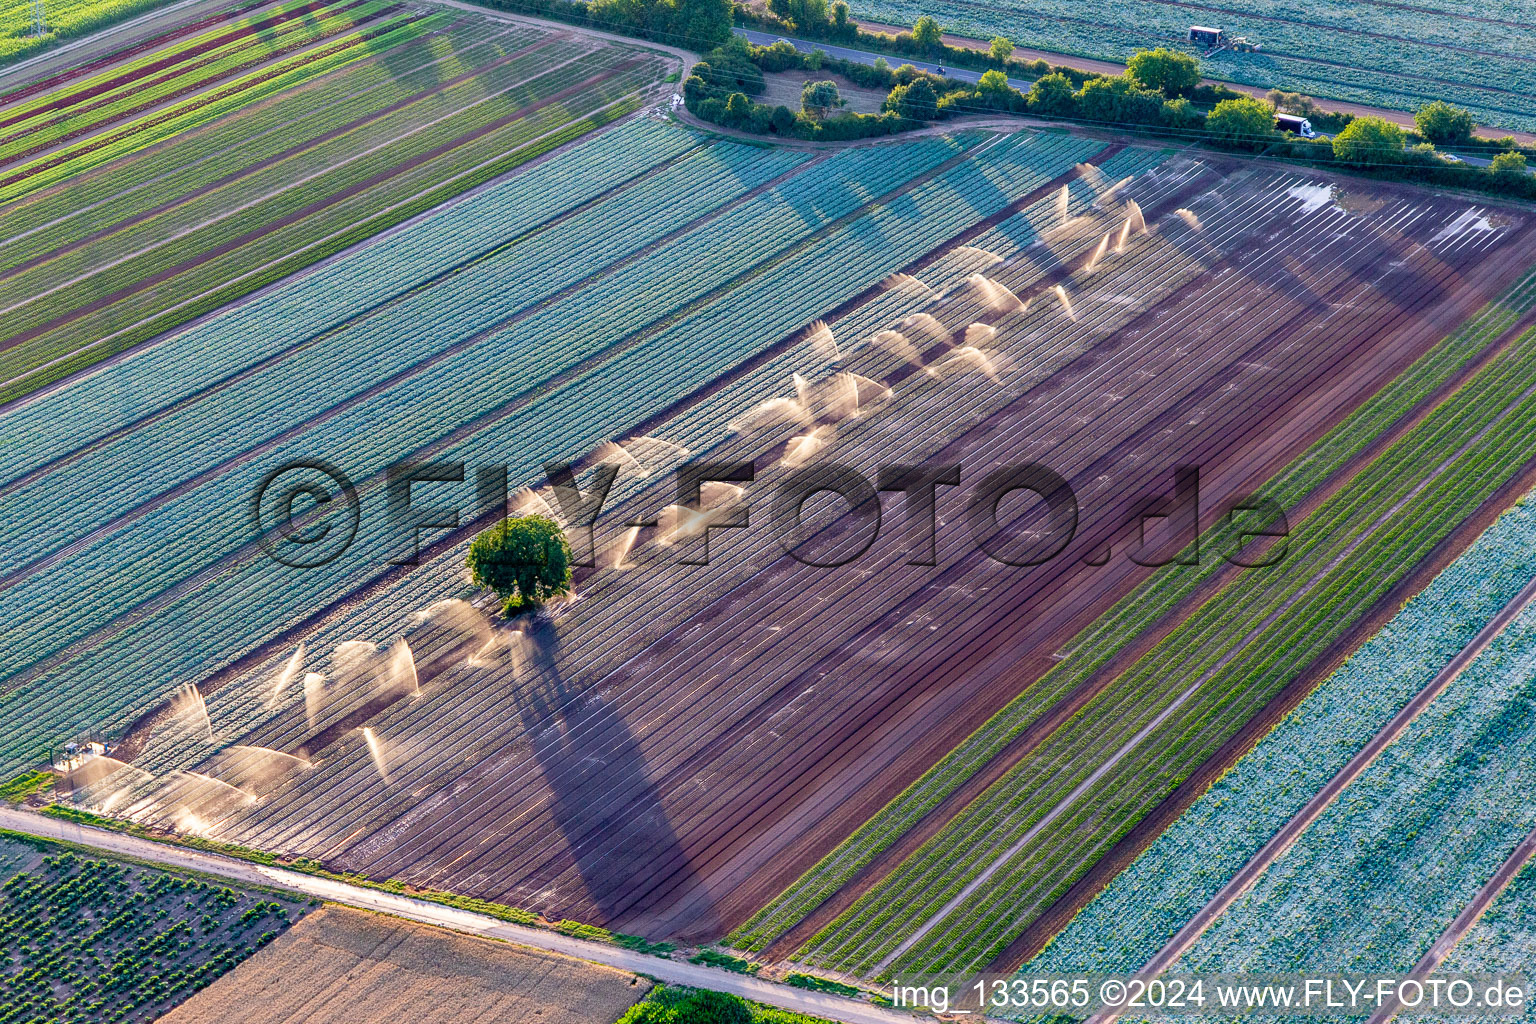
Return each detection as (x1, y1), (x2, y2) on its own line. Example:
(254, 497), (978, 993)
(0, 0), (673, 400)
(852, 0), (1536, 134)
(24, 112), (1536, 953)
(6, 0), (1536, 1018)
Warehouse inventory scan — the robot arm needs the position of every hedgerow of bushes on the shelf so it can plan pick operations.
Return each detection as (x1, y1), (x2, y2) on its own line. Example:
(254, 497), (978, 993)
(618, 985), (837, 1024)
(684, 29), (1536, 202)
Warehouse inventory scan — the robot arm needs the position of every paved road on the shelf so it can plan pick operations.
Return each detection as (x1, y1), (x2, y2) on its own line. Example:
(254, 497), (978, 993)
(0, 806), (914, 1024)
(1084, 567), (1536, 1024)
(735, 27), (1033, 91)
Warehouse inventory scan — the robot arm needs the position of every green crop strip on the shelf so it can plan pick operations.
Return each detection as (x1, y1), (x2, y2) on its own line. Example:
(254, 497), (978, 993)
(731, 266), (1536, 955)
(800, 301), (1536, 977)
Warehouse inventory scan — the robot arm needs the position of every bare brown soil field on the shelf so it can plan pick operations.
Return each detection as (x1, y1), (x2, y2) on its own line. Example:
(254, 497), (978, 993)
(109, 150), (1536, 950)
(155, 905), (650, 1024)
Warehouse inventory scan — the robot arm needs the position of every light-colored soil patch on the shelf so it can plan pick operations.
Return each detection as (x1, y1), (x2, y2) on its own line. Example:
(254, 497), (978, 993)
(760, 69), (888, 114)
(156, 905), (651, 1024)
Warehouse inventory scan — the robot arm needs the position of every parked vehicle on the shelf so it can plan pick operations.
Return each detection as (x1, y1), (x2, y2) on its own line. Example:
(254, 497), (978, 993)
(1275, 113), (1319, 138)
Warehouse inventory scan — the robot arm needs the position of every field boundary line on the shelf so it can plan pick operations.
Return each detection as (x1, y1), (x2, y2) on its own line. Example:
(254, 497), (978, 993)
(1365, 822), (1536, 1024)
(1082, 565), (1536, 1024)
(0, 26), (557, 285)
(0, 51), (654, 393)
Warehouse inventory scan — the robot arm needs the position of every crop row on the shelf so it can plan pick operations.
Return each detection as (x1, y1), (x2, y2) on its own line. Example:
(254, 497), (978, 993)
(858, 0), (1536, 131)
(0, 137), (808, 576)
(797, 198), (1527, 976)
(0, 30), (605, 341)
(1027, 480), (1536, 977)
(0, 834), (304, 1024)
(43, 127), (1097, 846)
(0, 0), (397, 164)
(864, 317), (1536, 979)
(732, 160), (1439, 956)
(0, 127), (1007, 771)
(0, 14), (524, 265)
(0, 43), (667, 399)
(1172, 597), (1536, 981)
(0, 114), (698, 484)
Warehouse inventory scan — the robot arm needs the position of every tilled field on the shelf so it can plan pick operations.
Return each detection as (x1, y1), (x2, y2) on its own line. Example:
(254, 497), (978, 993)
(72, 142), (1536, 954)
(0, 0), (670, 400)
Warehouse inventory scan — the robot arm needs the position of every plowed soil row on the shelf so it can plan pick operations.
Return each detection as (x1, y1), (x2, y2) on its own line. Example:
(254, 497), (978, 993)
(262, 167), (1534, 943)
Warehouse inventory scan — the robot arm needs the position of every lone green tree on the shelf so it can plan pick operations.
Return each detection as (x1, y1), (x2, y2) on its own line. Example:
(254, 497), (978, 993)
(1332, 115), (1405, 165)
(1414, 100), (1475, 146)
(988, 35), (1013, 63)
(1205, 96), (1276, 149)
(911, 15), (942, 51)
(801, 79), (844, 118)
(466, 515), (573, 615)
(1126, 46), (1201, 96)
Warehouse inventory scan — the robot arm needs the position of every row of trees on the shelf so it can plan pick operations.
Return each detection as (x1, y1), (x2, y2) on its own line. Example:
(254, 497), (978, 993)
(474, 0), (732, 49)
(683, 30), (1534, 196)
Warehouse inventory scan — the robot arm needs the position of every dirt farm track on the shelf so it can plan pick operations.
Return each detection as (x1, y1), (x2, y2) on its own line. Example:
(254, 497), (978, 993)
(96, 147), (1534, 946)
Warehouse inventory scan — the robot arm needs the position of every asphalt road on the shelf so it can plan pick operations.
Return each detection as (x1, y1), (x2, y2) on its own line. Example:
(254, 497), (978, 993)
(0, 806), (915, 1024)
(735, 27), (1033, 91)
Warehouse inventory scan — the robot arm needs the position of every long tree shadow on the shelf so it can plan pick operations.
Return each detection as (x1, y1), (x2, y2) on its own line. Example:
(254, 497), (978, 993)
(514, 617), (718, 937)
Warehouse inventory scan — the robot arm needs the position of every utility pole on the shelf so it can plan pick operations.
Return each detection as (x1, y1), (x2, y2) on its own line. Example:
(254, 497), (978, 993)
(32, 0), (46, 37)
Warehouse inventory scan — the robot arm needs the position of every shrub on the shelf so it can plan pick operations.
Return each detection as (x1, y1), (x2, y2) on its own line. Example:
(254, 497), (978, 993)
(465, 515), (573, 615)
(1205, 95), (1277, 150)
(1491, 150), (1529, 176)
(1332, 115), (1406, 165)
(800, 79), (843, 118)
(1415, 100), (1476, 146)
(1126, 47), (1201, 96)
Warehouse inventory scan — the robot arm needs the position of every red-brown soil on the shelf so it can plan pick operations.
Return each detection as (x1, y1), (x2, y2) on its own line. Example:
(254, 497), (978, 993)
(204, 159), (1536, 945)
